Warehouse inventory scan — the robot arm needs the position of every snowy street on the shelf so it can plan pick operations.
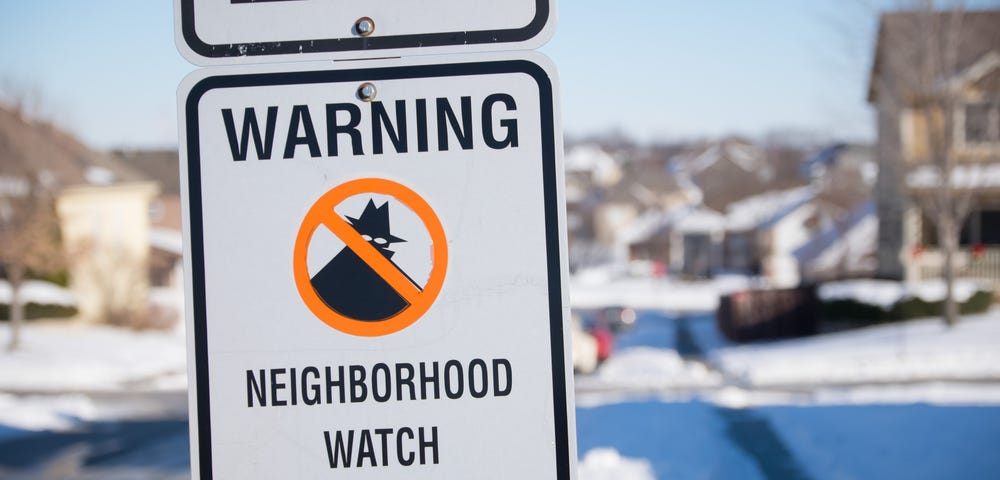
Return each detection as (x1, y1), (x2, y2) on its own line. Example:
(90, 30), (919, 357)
(3, 309), (1000, 478)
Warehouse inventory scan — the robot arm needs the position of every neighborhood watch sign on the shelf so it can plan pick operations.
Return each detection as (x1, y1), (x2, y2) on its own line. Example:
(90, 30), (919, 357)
(177, 54), (574, 479)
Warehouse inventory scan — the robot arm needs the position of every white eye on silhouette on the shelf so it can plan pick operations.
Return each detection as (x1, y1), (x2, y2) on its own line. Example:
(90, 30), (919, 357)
(362, 234), (373, 242)
(373, 237), (388, 246)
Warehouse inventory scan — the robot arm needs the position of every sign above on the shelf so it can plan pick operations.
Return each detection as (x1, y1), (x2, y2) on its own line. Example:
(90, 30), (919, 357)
(178, 53), (574, 478)
(174, 0), (557, 65)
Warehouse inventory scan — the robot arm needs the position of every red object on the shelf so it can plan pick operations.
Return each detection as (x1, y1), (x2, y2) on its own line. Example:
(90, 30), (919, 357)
(911, 244), (924, 259)
(973, 243), (986, 258)
(653, 262), (667, 278)
(592, 327), (614, 362)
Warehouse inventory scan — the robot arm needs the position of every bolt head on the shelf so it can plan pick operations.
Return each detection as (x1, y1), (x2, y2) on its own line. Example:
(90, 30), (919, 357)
(357, 83), (377, 101)
(355, 17), (375, 36)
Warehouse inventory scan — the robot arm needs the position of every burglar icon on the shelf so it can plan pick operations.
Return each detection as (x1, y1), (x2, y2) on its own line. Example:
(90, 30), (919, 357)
(309, 199), (422, 321)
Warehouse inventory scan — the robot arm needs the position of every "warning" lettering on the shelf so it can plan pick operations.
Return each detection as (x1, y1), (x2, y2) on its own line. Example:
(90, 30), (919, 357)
(221, 93), (520, 161)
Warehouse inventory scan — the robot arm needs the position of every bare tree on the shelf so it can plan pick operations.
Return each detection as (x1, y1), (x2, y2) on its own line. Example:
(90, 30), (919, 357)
(911, 2), (969, 327)
(0, 105), (65, 350)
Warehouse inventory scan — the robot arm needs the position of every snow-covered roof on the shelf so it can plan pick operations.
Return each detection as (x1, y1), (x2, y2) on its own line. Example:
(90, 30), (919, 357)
(565, 144), (611, 171)
(794, 201), (877, 273)
(618, 204), (725, 245)
(686, 142), (766, 175)
(725, 186), (816, 231)
(617, 207), (686, 245)
(675, 207), (726, 234)
(564, 144), (622, 187)
(908, 163), (1000, 190)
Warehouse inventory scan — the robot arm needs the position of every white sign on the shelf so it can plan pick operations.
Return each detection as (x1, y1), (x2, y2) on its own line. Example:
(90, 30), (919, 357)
(178, 52), (575, 479)
(174, 0), (557, 65)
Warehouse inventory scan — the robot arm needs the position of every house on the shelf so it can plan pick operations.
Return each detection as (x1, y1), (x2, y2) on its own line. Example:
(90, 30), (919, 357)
(56, 182), (159, 324)
(868, 9), (1000, 286)
(0, 103), (161, 325)
(722, 186), (817, 287)
(620, 185), (816, 285)
(579, 145), (699, 258)
(620, 205), (725, 278)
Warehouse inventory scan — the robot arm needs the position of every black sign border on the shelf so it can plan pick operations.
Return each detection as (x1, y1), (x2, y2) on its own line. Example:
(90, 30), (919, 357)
(184, 60), (570, 479)
(180, 0), (551, 59)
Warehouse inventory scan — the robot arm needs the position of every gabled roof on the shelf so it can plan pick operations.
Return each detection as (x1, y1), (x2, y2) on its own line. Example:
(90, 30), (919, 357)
(794, 201), (877, 277)
(672, 139), (771, 178)
(0, 103), (147, 189)
(868, 9), (1000, 103)
(948, 50), (1000, 89)
(110, 149), (180, 194)
(725, 186), (816, 232)
(794, 200), (876, 263)
(618, 203), (724, 245)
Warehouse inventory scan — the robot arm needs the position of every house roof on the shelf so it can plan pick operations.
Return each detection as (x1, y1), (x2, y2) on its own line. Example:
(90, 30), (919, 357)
(0, 103), (147, 189)
(794, 201), (877, 277)
(672, 139), (772, 178)
(794, 200), (876, 263)
(618, 204), (724, 245)
(601, 157), (687, 207)
(110, 149), (181, 194)
(725, 186), (816, 232)
(868, 9), (1000, 103)
(670, 139), (792, 211)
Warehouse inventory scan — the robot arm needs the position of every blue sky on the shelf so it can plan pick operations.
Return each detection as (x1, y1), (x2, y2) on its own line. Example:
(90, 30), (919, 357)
(1, 1), (997, 149)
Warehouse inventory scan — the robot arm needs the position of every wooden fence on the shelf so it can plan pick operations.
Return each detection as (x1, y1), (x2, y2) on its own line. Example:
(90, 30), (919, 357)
(717, 286), (819, 342)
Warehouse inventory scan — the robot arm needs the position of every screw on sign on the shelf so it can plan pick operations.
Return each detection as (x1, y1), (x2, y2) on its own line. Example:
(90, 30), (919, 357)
(293, 178), (447, 337)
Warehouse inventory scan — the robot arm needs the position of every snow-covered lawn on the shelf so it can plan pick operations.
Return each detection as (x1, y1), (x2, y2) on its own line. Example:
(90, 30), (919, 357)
(709, 308), (1000, 389)
(576, 347), (722, 393)
(0, 321), (186, 393)
(0, 280), (76, 307)
(819, 278), (991, 309)
(0, 391), (188, 442)
(570, 273), (755, 312)
(577, 448), (655, 480)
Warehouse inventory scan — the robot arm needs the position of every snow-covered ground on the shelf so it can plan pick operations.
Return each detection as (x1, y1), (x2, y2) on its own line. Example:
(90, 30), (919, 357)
(577, 306), (1000, 409)
(570, 271), (756, 312)
(0, 392), (188, 442)
(577, 448), (655, 480)
(0, 280), (76, 306)
(819, 278), (991, 309)
(709, 309), (1000, 390)
(0, 322), (186, 393)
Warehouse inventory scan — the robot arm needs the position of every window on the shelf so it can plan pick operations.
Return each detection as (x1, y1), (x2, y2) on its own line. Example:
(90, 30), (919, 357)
(922, 210), (1000, 247)
(964, 102), (999, 145)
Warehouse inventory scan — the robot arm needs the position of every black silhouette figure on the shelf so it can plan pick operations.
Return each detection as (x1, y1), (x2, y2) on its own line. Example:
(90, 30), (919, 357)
(310, 199), (421, 321)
